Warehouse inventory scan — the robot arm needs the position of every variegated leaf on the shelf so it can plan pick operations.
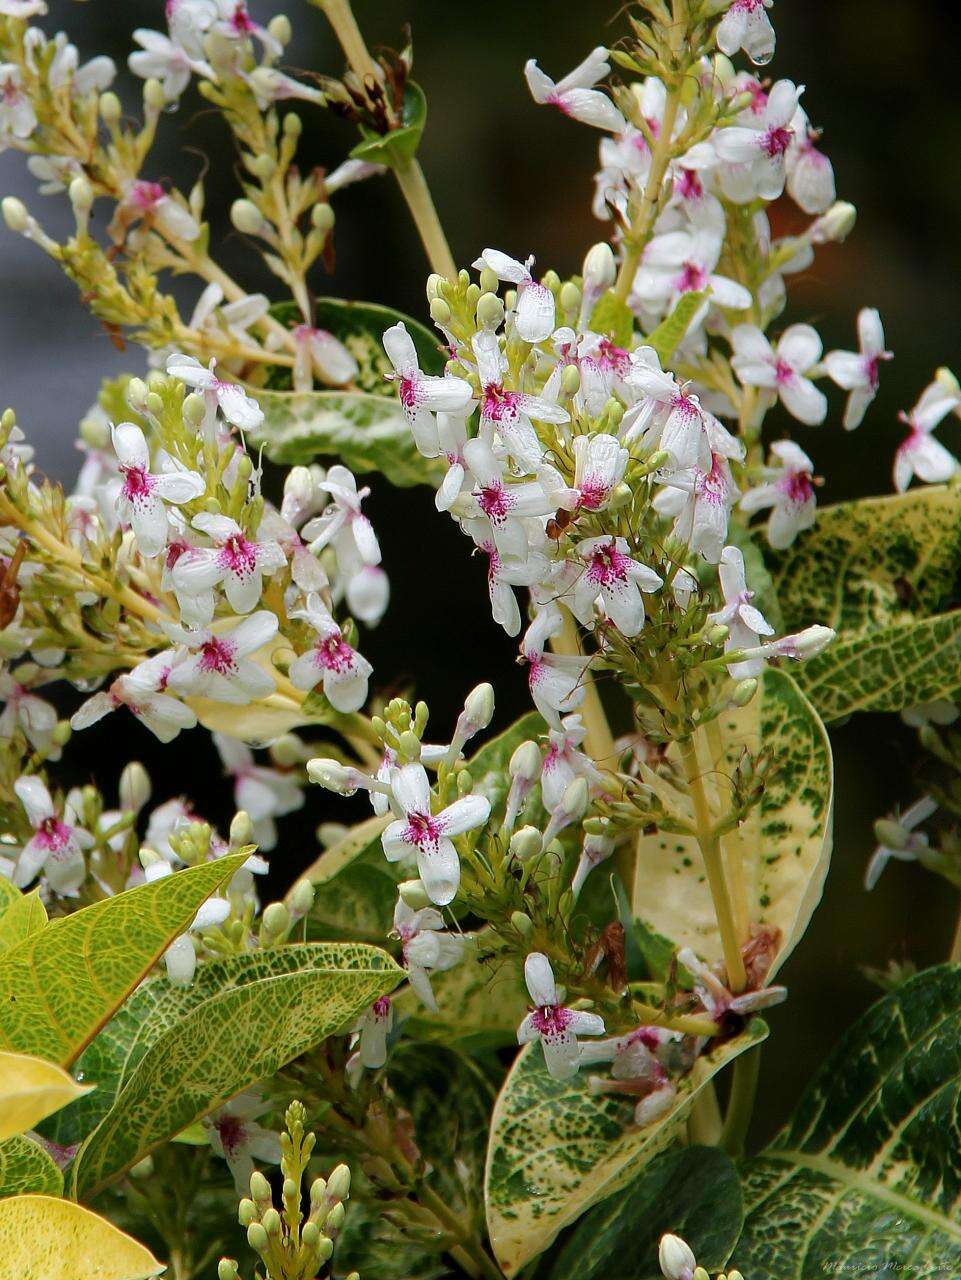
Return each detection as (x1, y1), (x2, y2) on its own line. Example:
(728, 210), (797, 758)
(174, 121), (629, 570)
(0, 1137), (63, 1198)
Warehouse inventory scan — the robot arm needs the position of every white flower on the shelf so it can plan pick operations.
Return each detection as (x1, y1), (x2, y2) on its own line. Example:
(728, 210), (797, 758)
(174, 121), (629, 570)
(524, 46), (625, 132)
(569, 433), (628, 511)
(716, 0), (775, 66)
(464, 522), (547, 638)
(392, 897), (465, 1010)
(655, 453), (740, 564)
(461, 438), (554, 561)
(541, 714), (603, 811)
(129, 28), (215, 101)
(0, 2), (47, 16)
(288, 593), (372, 713)
(709, 545), (774, 679)
(623, 352), (708, 470)
(517, 952), (604, 1080)
(116, 180), (200, 241)
(902, 701), (959, 729)
(473, 330), (568, 469)
(345, 564), (389, 626)
(740, 440), (817, 549)
(822, 308), (892, 429)
(731, 322), (827, 426)
(142, 854), (231, 983)
(383, 322), (473, 456)
(292, 325), (359, 391)
(188, 283), (269, 350)
(571, 536), (663, 637)
(165, 353), (265, 430)
(0, 669), (57, 753)
(71, 652), (198, 744)
(0, 64), (36, 142)
(112, 422), (204, 557)
(350, 996), (394, 1074)
(302, 465), (381, 577)
(166, 0), (219, 59)
(472, 249), (556, 343)
(203, 1089), (282, 1194)
(213, 733), (303, 850)
(172, 512), (286, 614)
(894, 377), (961, 492)
(166, 612), (278, 704)
(632, 224), (752, 318)
(212, 0), (282, 57)
(246, 67), (325, 111)
(12, 775), (93, 893)
(571, 832), (616, 898)
(865, 795), (937, 890)
(715, 79), (801, 200)
(381, 763), (490, 906)
(520, 605), (594, 730)
(786, 107), (835, 214)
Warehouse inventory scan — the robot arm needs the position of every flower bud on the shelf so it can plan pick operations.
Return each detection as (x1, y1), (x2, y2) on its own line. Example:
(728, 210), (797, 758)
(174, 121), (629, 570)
(261, 1207), (281, 1235)
(143, 78), (166, 111)
(731, 678), (758, 707)
(119, 762), (151, 814)
(478, 266), (499, 294)
(129, 1155), (154, 1179)
(302, 1221), (320, 1247)
(99, 91), (121, 126)
(398, 878), (431, 910)
(311, 202), (335, 233)
(509, 826), (542, 860)
(874, 818), (909, 850)
(562, 775), (589, 819)
(290, 877), (315, 915)
(267, 13), (292, 45)
(659, 1233), (696, 1280)
(218, 1261), (239, 1280)
(326, 1163), (351, 1202)
(510, 909), (534, 937)
(561, 364), (581, 397)
(426, 298), (450, 329)
(79, 413), (110, 450)
(462, 682), (495, 734)
(316, 1236), (335, 1264)
(307, 757), (354, 792)
(608, 481), (632, 508)
(230, 198), (267, 236)
(326, 1201), (346, 1230)
(69, 176), (93, 215)
(183, 392), (206, 427)
(774, 625), (835, 661)
(283, 112), (303, 137)
(52, 720), (72, 747)
(426, 273), (445, 301)
(476, 291), (504, 329)
(509, 740), (541, 781)
(582, 242), (616, 294)
(811, 200), (856, 243)
(246, 1223), (269, 1253)
(558, 281), (581, 316)
(2, 198), (28, 234)
(249, 1170), (272, 1206)
(237, 1198), (257, 1226)
(229, 810), (254, 848)
(262, 901), (290, 938)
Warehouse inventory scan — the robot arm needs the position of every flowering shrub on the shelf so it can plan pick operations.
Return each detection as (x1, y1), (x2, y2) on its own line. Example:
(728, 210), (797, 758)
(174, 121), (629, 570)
(0, 1), (958, 1279)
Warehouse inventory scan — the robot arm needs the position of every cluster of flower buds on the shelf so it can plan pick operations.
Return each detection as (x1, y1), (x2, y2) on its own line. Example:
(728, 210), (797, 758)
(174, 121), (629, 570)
(220, 1100), (358, 1280)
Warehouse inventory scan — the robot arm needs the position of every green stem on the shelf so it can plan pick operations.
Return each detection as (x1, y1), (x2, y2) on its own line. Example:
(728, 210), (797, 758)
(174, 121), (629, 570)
(612, 90), (681, 304)
(949, 902), (961, 963)
(418, 1184), (503, 1280)
(720, 1045), (761, 1156)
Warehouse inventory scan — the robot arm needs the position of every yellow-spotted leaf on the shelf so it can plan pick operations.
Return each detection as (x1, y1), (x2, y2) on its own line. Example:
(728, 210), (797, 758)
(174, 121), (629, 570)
(631, 667), (832, 980)
(484, 1019), (767, 1276)
(0, 1051), (92, 1142)
(0, 1137), (63, 1197)
(0, 881), (46, 953)
(0, 1195), (163, 1280)
(71, 943), (403, 1198)
(0, 853), (248, 1067)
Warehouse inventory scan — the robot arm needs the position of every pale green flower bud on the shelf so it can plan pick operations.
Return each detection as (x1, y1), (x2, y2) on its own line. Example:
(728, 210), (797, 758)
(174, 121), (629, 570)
(143, 78), (166, 111)
(707, 623), (729, 645)
(269, 733), (305, 767)
(290, 878), (315, 915)
(183, 392), (206, 427)
(283, 112), (303, 137)
(731, 678), (758, 707)
(246, 1223), (269, 1253)
(608, 481), (632, 509)
(2, 198), (29, 233)
(510, 909), (534, 937)
(267, 14), (292, 46)
(99, 91), (121, 126)
(316, 1236), (335, 1263)
(398, 878), (431, 910)
(325, 1201), (346, 1230)
(582, 242), (616, 293)
(248, 152), (276, 181)
(874, 818), (909, 850)
(301, 1221), (320, 1247)
(130, 1155), (154, 1179)
(69, 176), (93, 214)
(79, 413), (110, 450)
(51, 720), (72, 748)
(119, 762), (151, 814)
(307, 758), (353, 791)
(237, 1199), (257, 1226)
(229, 810), (253, 847)
(561, 364), (581, 396)
(430, 297), (452, 326)
(218, 1260), (239, 1280)
(476, 291), (504, 328)
(309, 1176), (327, 1206)
(326, 1163), (351, 1202)
(479, 266), (498, 294)
(509, 740), (541, 781)
(261, 1208), (282, 1235)
(250, 1170), (272, 1205)
(230, 198), (266, 236)
(262, 901), (290, 938)
(558, 281), (581, 316)
(509, 826), (542, 860)
(811, 201), (856, 244)
(311, 202), (335, 233)
(659, 1233), (696, 1280)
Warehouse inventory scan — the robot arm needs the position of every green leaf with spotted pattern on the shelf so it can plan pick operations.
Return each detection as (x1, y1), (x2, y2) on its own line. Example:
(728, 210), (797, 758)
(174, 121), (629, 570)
(0, 853), (248, 1068)
(484, 1018), (767, 1276)
(70, 942), (403, 1198)
(632, 667), (832, 980)
(0, 881), (46, 954)
(734, 964), (961, 1279)
(766, 485), (961, 720)
(548, 1145), (743, 1280)
(0, 1136), (63, 1197)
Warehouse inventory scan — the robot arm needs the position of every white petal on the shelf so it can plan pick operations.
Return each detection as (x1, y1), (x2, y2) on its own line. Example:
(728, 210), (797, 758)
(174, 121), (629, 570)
(515, 281), (556, 343)
(416, 836), (460, 906)
(524, 952), (557, 1006)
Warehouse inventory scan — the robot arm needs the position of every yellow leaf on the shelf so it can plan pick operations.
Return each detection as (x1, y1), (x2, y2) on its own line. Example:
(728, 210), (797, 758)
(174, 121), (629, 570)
(0, 1195), (164, 1280)
(0, 1051), (92, 1142)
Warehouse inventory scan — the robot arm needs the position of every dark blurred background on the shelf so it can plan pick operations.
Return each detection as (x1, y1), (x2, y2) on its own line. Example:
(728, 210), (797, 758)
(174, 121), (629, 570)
(2, 0), (960, 1145)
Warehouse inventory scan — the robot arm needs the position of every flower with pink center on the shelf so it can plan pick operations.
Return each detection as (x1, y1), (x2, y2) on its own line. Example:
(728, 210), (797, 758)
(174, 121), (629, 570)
(288, 592), (372, 713)
(517, 952), (604, 1080)
(348, 995), (395, 1080)
(465, 520), (548, 638)
(383, 321), (473, 457)
(203, 1089), (282, 1194)
(172, 512), (285, 614)
(381, 763), (491, 905)
(391, 897), (466, 1010)
(524, 46), (625, 133)
(580, 1023), (680, 1124)
(166, 611), (278, 704)
(654, 452), (740, 564)
(461, 438), (555, 562)
(472, 330), (568, 471)
(0, 668), (57, 754)
(212, 0), (282, 55)
(823, 308), (893, 430)
(115, 179), (200, 242)
(708, 545), (774, 679)
(730, 322), (827, 426)
(632, 224), (751, 321)
(785, 106), (835, 215)
(678, 946), (787, 1019)
(111, 422), (205, 558)
(540, 713), (604, 811)
(864, 795), (938, 891)
(893, 376), (961, 492)
(623, 349), (713, 470)
(303, 464), (382, 581)
(12, 774), (93, 893)
(569, 431), (629, 511)
(716, 0), (775, 66)
(129, 27), (215, 102)
(0, 63), (35, 141)
(213, 732), (303, 850)
(71, 651), (198, 744)
(472, 249), (558, 344)
(572, 535), (663, 637)
(740, 440), (818, 550)
(165, 353), (265, 431)
(292, 324), (359, 392)
(520, 604), (591, 729)
(715, 79), (801, 201)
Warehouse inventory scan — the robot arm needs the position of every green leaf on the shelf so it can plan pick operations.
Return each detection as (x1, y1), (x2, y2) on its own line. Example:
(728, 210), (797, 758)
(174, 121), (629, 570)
(767, 485), (961, 720)
(70, 942), (403, 1198)
(549, 1145), (743, 1280)
(0, 1136), (63, 1197)
(249, 389), (445, 489)
(0, 853), (248, 1068)
(484, 1019), (767, 1275)
(0, 1195), (164, 1280)
(632, 668), (833, 980)
(296, 816), (402, 943)
(589, 291), (634, 348)
(0, 881), (46, 953)
(734, 964), (961, 1278)
(644, 291), (708, 365)
(350, 82), (428, 169)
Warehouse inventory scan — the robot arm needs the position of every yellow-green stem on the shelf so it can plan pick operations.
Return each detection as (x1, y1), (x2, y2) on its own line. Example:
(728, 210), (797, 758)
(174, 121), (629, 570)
(720, 1045), (761, 1156)
(612, 91), (682, 305)
(705, 718), (751, 944)
(688, 1082), (723, 1146)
